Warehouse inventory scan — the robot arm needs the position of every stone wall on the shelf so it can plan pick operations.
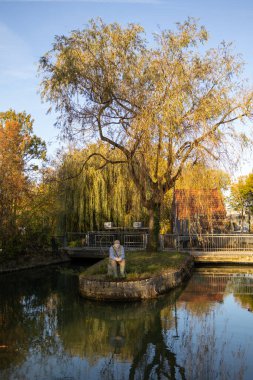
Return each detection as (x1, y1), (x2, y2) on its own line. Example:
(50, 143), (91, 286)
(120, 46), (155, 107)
(79, 256), (194, 301)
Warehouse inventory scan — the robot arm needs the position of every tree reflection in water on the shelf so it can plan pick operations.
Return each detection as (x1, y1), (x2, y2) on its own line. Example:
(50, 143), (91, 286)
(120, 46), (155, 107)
(59, 284), (185, 379)
(128, 299), (186, 380)
(1, 265), (253, 379)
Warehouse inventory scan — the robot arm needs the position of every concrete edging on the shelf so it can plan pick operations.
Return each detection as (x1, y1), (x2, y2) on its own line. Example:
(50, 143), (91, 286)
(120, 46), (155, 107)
(79, 256), (194, 301)
(191, 251), (253, 264)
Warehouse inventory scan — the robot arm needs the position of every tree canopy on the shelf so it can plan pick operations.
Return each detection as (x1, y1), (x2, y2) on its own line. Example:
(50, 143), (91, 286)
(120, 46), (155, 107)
(230, 173), (253, 223)
(0, 110), (47, 254)
(39, 18), (253, 249)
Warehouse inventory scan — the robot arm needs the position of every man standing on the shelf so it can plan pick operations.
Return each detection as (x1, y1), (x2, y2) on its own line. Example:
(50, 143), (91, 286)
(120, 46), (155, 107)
(108, 240), (125, 278)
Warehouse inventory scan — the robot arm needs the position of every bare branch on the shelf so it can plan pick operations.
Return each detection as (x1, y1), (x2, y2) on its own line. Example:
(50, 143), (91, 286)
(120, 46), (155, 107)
(97, 102), (130, 158)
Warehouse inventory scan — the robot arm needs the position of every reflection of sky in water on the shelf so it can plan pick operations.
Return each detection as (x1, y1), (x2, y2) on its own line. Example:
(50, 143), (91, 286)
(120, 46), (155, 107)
(166, 273), (253, 380)
(6, 355), (131, 380)
(1, 266), (253, 379)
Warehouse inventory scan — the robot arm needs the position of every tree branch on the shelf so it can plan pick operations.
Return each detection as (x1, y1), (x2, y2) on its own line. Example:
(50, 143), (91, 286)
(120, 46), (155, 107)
(164, 108), (246, 192)
(97, 102), (130, 158)
(48, 152), (127, 183)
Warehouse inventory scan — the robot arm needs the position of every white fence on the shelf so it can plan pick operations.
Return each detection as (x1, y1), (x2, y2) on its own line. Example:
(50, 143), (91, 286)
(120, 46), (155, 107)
(160, 234), (253, 252)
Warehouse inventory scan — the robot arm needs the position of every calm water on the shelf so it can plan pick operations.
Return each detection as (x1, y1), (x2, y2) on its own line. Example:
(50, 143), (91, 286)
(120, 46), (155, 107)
(1, 264), (253, 380)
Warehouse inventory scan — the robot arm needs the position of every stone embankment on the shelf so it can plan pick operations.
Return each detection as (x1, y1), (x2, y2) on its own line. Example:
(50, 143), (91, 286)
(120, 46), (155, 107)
(79, 256), (194, 301)
(0, 252), (70, 274)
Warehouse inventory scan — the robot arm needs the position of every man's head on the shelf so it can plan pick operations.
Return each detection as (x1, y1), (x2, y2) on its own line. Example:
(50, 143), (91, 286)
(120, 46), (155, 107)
(113, 240), (120, 249)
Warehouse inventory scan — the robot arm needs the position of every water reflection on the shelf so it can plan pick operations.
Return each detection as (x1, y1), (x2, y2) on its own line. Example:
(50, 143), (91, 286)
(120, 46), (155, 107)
(1, 265), (253, 379)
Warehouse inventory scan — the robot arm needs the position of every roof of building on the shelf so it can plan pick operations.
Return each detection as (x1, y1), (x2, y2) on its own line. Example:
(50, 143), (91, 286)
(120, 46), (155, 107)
(174, 189), (226, 220)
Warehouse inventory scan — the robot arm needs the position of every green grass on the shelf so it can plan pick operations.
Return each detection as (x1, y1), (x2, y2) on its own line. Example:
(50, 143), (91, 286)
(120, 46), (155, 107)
(80, 251), (190, 281)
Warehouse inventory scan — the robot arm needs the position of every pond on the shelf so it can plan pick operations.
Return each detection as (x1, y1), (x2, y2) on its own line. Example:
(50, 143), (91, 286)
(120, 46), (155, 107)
(1, 263), (253, 380)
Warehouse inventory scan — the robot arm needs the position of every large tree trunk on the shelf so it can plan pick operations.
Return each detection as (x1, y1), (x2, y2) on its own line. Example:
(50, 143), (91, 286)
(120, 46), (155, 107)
(147, 203), (161, 252)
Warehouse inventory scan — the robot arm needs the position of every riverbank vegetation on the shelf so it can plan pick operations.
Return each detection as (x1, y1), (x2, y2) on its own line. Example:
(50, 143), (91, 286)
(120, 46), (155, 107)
(0, 110), (48, 257)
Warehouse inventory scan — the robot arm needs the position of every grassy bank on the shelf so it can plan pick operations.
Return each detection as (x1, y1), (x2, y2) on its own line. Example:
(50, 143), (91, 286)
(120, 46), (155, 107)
(81, 251), (190, 281)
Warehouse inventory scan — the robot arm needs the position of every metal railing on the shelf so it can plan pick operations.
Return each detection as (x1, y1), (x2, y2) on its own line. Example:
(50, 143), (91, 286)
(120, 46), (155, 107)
(66, 231), (148, 250)
(59, 232), (253, 252)
(160, 234), (253, 252)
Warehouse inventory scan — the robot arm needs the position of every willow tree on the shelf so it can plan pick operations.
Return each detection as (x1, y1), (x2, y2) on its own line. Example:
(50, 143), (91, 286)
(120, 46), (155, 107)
(39, 18), (253, 250)
(55, 146), (145, 233)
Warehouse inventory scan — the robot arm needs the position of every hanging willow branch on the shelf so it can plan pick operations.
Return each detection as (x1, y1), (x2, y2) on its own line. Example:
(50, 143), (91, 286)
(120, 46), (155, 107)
(55, 149), (146, 232)
(47, 152), (127, 183)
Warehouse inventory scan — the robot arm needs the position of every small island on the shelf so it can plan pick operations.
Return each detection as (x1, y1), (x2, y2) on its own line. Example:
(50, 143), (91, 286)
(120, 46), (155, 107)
(79, 251), (194, 301)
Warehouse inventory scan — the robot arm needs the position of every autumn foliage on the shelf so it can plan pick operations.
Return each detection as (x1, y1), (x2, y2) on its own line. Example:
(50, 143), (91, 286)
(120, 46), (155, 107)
(0, 110), (46, 255)
(39, 18), (253, 250)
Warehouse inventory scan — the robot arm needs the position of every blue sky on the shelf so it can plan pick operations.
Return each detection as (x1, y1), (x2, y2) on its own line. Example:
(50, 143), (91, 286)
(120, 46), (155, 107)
(1, 0), (253, 176)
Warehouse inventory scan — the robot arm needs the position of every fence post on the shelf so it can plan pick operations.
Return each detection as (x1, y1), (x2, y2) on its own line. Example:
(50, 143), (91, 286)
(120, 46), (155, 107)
(173, 235), (179, 251)
(159, 234), (164, 251)
(144, 233), (148, 249)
